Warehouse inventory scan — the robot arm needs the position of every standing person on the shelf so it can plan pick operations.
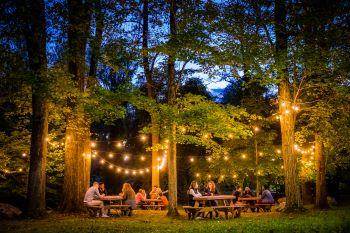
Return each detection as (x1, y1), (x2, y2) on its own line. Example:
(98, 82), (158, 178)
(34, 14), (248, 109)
(260, 186), (274, 204)
(135, 189), (147, 208)
(204, 181), (219, 218)
(121, 183), (136, 216)
(99, 182), (107, 195)
(83, 182), (109, 217)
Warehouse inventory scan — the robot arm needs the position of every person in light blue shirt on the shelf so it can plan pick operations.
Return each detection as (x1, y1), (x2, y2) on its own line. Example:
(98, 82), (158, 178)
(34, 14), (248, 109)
(260, 185), (274, 204)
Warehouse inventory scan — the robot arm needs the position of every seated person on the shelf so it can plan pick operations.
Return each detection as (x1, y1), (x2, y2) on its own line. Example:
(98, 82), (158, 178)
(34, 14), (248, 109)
(242, 187), (253, 197)
(159, 192), (168, 208)
(121, 183), (136, 216)
(84, 181), (108, 217)
(204, 181), (219, 218)
(98, 182), (107, 195)
(187, 181), (202, 207)
(149, 185), (162, 199)
(135, 189), (147, 207)
(259, 185), (274, 204)
(232, 186), (242, 203)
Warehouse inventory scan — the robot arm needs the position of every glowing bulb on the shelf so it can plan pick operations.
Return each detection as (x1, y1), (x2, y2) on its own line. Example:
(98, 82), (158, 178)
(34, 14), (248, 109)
(259, 152), (263, 156)
(294, 144), (299, 149)
(208, 174), (211, 178)
(117, 168), (121, 173)
(124, 155), (129, 161)
(100, 159), (105, 164)
(241, 154), (247, 159)
(292, 105), (300, 111)
(253, 126), (260, 132)
(271, 158), (275, 161)
(220, 175), (224, 179)
(139, 170), (144, 174)
(310, 156), (314, 160)
(92, 154), (96, 158)
(224, 156), (229, 161)
(22, 153), (27, 157)
(146, 168), (150, 173)
(285, 110), (290, 114)
(132, 170), (137, 175)
(18, 168), (23, 172)
(4, 169), (9, 173)
(233, 174), (237, 178)
(281, 165), (284, 169)
(109, 153), (114, 158)
(207, 157), (212, 162)
(45, 137), (49, 142)
(140, 135), (147, 142)
(91, 142), (96, 147)
(116, 142), (123, 148)
(109, 164), (113, 169)
(66, 136), (71, 140)
(164, 139), (169, 144)
(196, 173), (200, 177)
(190, 157), (194, 162)
(281, 102), (286, 107)
(61, 142), (64, 146)
(228, 134), (233, 139)
(276, 149), (281, 154)
(125, 170), (129, 174)
(157, 157), (161, 161)
(203, 134), (209, 139)
(140, 156), (145, 161)
(275, 115), (280, 120)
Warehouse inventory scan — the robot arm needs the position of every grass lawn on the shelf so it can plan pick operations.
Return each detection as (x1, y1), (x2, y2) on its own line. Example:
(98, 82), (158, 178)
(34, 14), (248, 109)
(1, 206), (350, 233)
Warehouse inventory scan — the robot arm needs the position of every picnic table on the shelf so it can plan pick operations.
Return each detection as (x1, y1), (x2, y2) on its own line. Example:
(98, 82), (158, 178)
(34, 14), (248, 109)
(142, 199), (164, 210)
(238, 197), (274, 212)
(85, 195), (131, 217)
(183, 195), (246, 220)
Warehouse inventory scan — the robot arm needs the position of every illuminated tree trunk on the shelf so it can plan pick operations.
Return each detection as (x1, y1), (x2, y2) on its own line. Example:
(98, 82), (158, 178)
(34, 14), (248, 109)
(275, 0), (302, 211)
(142, 0), (160, 187)
(60, 0), (92, 212)
(166, 0), (179, 217)
(24, 0), (48, 218)
(315, 133), (328, 209)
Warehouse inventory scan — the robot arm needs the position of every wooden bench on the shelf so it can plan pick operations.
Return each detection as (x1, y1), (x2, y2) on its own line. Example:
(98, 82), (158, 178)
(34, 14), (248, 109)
(254, 203), (274, 212)
(142, 204), (165, 210)
(213, 204), (246, 219)
(183, 206), (203, 220)
(84, 204), (103, 217)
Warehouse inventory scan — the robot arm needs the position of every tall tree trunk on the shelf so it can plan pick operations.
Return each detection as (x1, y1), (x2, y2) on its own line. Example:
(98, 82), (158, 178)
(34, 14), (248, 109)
(275, 0), (302, 211)
(24, 0), (48, 218)
(166, 0), (179, 217)
(142, 0), (160, 187)
(89, 0), (103, 79)
(60, 0), (92, 212)
(315, 133), (328, 209)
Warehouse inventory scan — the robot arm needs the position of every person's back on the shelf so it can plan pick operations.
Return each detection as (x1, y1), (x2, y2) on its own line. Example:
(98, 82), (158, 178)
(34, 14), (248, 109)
(261, 189), (274, 204)
(160, 194), (168, 207)
(84, 186), (99, 202)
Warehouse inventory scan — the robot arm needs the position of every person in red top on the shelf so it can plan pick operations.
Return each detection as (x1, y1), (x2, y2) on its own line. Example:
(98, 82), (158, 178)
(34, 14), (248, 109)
(135, 189), (147, 208)
(159, 192), (168, 209)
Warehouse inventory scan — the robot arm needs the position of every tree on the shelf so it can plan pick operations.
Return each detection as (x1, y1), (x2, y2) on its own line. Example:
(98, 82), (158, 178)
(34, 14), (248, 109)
(275, 0), (301, 210)
(23, 0), (49, 218)
(60, 0), (92, 212)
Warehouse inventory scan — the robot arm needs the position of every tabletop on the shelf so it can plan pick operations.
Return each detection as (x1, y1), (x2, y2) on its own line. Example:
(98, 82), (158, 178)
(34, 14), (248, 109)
(193, 195), (236, 201)
(143, 199), (163, 202)
(100, 195), (123, 201)
(238, 197), (261, 201)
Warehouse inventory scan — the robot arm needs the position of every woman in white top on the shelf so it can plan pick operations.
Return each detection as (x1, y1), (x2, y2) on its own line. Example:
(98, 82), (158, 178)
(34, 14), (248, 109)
(187, 181), (202, 206)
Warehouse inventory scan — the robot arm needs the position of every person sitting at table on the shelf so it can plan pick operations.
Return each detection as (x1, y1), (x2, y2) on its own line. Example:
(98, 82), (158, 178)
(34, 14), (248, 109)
(243, 187), (253, 197)
(204, 181), (219, 218)
(98, 182), (107, 195)
(259, 185), (274, 204)
(149, 185), (162, 199)
(187, 181), (202, 207)
(135, 189), (147, 208)
(232, 186), (242, 203)
(83, 181), (109, 217)
(121, 183), (136, 216)
(159, 192), (169, 209)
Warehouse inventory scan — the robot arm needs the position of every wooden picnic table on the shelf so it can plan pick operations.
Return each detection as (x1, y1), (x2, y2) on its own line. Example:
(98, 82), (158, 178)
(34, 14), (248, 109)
(142, 199), (164, 210)
(238, 197), (261, 202)
(186, 195), (245, 220)
(100, 195), (123, 201)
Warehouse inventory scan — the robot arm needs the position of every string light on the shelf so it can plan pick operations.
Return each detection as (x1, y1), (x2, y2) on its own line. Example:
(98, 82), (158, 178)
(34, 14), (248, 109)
(132, 170), (137, 175)
(292, 105), (300, 111)
(140, 135), (147, 142)
(228, 134), (233, 139)
(140, 156), (145, 161)
(91, 142), (96, 147)
(108, 153), (114, 158)
(146, 168), (150, 173)
(190, 157), (194, 162)
(207, 157), (212, 162)
(259, 152), (263, 156)
(125, 170), (129, 174)
(241, 154), (247, 159)
(124, 154), (129, 161)
(253, 126), (260, 132)
(18, 168), (23, 172)
(285, 110), (290, 114)
(116, 142), (123, 148)
(117, 168), (121, 173)
(196, 173), (200, 177)
(22, 153), (27, 157)
(224, 156), (229, 161)
(276, 149), (281, 154)
(208, 174), (211, 178)
(233, 174), (237, 178)
(45, 137), (49, 142)
(66, 136), (71, 140)
(109, 164), (114, 169)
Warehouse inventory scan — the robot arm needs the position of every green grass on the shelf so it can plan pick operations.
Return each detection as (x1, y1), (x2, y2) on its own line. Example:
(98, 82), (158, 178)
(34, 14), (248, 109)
(1, 206), (350, 233)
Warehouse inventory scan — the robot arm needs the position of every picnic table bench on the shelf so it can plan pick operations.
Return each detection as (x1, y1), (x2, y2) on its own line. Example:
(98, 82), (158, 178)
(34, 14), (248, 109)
(141, 199), (164, 210)
(238, 197), (274, 212)
(184, 195), (246, 220)
(85, 195), (131, 217)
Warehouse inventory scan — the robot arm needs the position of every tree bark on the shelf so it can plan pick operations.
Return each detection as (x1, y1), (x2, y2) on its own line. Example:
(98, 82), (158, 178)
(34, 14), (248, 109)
(166, 0), (179, 217)
(24, 0), (48, 218)
(315, 133), (328, 209)
(60, 0), (92, 212)
(275, 0), (302, 211)
(142, 0), (160, 187)
(89, 0), (103, 79)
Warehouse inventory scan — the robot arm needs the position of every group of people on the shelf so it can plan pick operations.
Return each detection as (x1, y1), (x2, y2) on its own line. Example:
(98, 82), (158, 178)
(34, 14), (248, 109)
(187, 180), (274, 213)
(83, 182), (168, 217)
